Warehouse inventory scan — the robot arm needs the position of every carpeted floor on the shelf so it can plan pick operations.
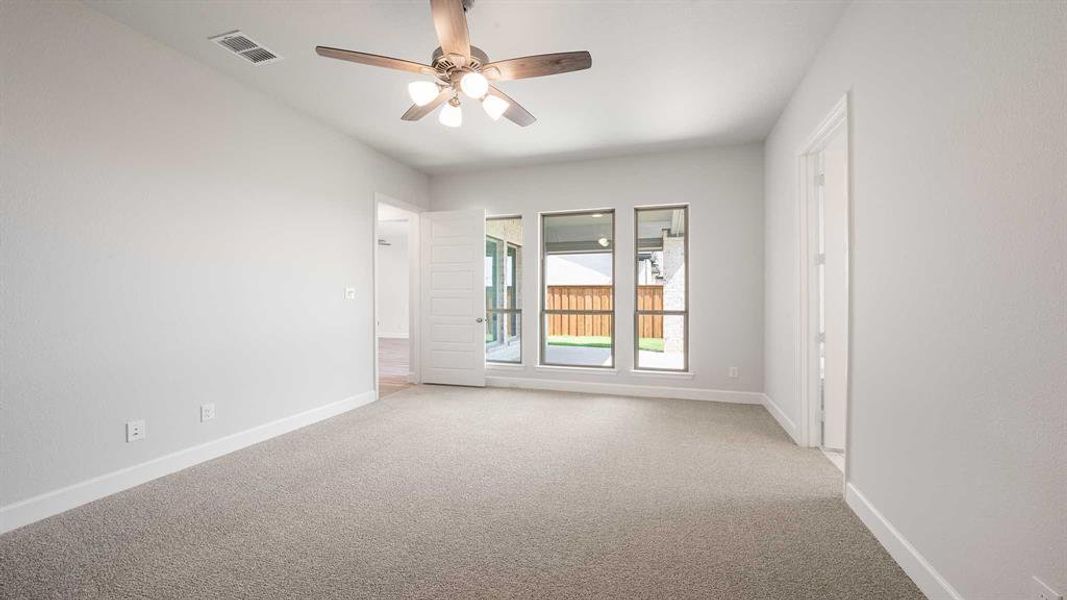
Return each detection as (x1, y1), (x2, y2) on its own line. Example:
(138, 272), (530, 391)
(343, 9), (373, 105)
(0, 386), (924, 599)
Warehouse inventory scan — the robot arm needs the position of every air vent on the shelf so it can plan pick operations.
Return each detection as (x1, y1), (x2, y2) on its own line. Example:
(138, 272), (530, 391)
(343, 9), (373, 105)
(209, 30), (282, 66)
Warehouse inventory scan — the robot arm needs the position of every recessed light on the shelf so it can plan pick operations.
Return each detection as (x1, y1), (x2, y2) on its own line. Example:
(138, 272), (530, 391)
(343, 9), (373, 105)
(597, 237), (609, 247)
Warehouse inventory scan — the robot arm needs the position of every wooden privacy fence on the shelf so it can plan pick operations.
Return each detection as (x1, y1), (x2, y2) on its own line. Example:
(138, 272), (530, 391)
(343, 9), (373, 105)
(546, 285), (664, 337)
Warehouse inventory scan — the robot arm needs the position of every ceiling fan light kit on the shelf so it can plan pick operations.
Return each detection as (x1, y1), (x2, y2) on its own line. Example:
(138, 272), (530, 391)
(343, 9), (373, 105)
(407, 81), (440, 106)
(439, 101), (463, 128)
(481, 94), (509, 121)
(315, 0), (592, 128)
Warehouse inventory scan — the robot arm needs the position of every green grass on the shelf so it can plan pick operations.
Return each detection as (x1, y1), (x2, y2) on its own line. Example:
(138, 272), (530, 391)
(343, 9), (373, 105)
(547, 336), (664, 352)
(639, 338), (664, 352)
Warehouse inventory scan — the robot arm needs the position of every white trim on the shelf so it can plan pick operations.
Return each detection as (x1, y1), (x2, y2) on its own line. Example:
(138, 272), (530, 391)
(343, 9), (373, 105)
(629, 369), (695, 379)
(795, 93), (851, 452)
(486, 363), (527, 372)
(486, 375), (763, 404)
(797, 94), (849, 155)
(761, 393), (800, 443)
(820, 448), (845, 474)
(373, 192), (424, 217)
(0, 392), (376, 534)
(376, 332), (409, 339)
(845, 483), (965, 600)
(535, 364), (619, 374)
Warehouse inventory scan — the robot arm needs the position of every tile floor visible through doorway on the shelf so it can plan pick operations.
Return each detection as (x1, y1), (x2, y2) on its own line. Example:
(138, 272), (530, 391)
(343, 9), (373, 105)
(378, 337), (412, 398)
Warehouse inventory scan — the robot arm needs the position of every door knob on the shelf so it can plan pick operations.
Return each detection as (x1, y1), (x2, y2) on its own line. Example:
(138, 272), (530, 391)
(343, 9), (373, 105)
(475, 317), (485, 323)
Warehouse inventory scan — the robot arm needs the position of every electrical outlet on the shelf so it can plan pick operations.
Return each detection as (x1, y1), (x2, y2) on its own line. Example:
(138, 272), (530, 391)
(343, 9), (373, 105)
(1033, 577), (1063, 600)
(200, 403), (216, 422)
(126, 420), (145, 443)
(728, 366), (739, 379)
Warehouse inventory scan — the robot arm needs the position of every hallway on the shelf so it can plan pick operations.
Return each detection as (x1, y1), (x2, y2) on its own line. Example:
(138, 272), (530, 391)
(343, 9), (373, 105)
(378, 337), (412, 398)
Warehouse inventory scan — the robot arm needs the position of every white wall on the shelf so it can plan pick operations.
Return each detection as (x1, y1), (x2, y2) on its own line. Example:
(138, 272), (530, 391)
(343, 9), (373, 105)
(431, 145), (764, 396)
(763, 2), (1066, 598)
(375, 219), (410, 338)
(0, 0), (428, 513)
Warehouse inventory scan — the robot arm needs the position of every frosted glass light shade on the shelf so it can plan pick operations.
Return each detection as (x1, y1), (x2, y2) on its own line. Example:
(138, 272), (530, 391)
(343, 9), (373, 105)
(482, 94), (509, 120)
(460, 71), (489, 99)
(408, 81), (439, 106)
(439, 103), (462, 128)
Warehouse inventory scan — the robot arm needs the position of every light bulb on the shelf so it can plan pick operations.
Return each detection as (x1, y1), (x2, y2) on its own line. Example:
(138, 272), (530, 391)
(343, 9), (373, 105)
(408, 81), (439, 106)
(460, 71), (489, 99)
(439, 103), (462, 128)
(481, 94), (510, 121)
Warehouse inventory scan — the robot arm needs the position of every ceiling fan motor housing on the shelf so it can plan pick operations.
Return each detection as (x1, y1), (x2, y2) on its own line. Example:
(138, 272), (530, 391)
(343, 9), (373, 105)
(431, 45), (489, 73)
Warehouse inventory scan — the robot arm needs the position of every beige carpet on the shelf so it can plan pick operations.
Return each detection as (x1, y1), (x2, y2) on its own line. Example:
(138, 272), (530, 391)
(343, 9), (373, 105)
(0, 386), (924, 599)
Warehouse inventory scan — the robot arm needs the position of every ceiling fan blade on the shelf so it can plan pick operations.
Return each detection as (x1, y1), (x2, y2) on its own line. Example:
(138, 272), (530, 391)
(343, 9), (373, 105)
(401, 89), (452, 121)
(488, 86), (536, 127)
(430, 0), (471, 63)
(316, 46), (436, 75)
(482, 51), (592, 81)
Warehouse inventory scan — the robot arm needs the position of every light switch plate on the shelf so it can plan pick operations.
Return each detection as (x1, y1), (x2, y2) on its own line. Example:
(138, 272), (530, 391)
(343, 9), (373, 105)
(126, 420), (145, 443)
(344, 287), (357, 300)
(200, 403), (216, 422)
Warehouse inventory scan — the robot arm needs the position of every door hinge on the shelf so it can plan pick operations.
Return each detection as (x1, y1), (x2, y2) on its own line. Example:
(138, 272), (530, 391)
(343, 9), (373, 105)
(815, 253), (826, 265)
(817, 331), (826, 343)
(815, 173), (825, 186)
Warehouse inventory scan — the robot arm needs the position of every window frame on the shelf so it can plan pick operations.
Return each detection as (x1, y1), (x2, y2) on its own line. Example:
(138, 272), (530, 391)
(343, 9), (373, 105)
(633, 204), (689, 373)
(486, 215), (523, 365)
(539, 209), (617, 369)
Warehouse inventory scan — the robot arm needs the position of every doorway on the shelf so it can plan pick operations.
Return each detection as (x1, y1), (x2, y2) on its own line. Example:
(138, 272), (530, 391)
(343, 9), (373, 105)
(799, 95), (850, 474)
(374, 197), (420, 398)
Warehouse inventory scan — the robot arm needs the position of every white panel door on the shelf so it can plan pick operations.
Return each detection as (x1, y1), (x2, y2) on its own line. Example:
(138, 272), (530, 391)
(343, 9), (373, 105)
(419, 209), (486, 387)
(821, 129), (849, 450)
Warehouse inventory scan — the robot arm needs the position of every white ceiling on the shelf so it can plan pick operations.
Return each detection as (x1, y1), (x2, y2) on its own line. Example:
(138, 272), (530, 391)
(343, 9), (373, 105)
(88, 0), (847, 174)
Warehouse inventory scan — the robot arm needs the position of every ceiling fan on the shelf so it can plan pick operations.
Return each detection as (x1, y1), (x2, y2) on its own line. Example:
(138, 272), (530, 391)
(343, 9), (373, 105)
(315, 0), (592, 128)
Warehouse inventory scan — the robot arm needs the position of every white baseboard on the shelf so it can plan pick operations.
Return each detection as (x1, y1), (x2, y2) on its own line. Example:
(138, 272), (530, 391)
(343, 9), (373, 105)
(485, 375), (764, 404)
(761, 393), (801, 444)
(0, 391), (376, 534)
(845, 483), (965, 600)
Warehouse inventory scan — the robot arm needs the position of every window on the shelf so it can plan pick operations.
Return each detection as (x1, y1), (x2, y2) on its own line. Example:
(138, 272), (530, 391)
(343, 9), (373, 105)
(541, 210), (615, 368)
(486, 216), (522, 363)
(635, 206), (687, 371)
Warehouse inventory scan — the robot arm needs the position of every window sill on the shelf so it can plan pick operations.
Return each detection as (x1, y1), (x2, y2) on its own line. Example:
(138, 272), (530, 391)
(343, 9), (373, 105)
(629, 369), (694, 379)
(486, 363), (525, 371)
(535, 364), (619, 374)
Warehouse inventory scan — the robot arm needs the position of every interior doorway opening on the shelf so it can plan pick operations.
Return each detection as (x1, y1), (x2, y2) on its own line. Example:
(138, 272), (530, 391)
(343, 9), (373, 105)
(799, 95), (850, 475)
(375, 199), (419, 398)
(816, 124), (849, 470)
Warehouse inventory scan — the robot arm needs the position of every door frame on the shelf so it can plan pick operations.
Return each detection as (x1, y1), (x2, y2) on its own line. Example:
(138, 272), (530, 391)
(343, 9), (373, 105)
(795, 94), (851, 467)
(373, 192), (423, 399)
